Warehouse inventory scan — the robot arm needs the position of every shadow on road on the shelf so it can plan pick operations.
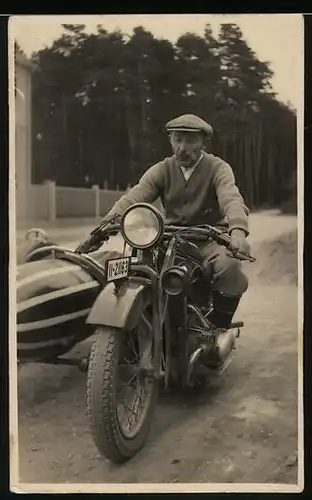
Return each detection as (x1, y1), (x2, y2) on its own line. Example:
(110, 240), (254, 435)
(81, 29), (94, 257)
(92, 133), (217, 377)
(18, 352), (226, 452)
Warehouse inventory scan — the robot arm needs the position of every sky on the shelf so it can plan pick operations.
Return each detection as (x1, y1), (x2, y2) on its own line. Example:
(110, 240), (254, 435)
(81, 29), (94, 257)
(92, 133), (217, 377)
(10, 14), (304, 109)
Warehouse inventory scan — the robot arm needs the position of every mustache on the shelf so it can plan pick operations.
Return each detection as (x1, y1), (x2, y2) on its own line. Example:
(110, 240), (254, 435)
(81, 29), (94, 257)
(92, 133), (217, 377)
(176, 153), (193, 160)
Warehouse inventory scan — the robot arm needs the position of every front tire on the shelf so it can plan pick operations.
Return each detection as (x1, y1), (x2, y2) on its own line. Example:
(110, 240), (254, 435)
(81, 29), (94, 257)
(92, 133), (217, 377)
(87, 324), (158, 463)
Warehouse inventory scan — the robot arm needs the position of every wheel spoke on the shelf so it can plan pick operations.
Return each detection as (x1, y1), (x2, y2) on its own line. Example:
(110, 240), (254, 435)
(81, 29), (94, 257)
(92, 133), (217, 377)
(130, 384), (146, 429)
(123, 401), (137, 430)
(120, 357), (134, 366)
(117, 372), (150, 433)
(135, 386), (145, 415)
(87, 305), (157, 463)
(131, 382), (141, 417)
(141, 311), (152, 336)
(116, 373), (138, 399)
(114, 306), (155, 439)
(128, 332), (138, 358)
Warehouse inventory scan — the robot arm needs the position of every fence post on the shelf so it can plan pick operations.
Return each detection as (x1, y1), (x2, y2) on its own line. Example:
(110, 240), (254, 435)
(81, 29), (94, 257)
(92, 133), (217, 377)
(93, 184), (100, 218)
(45, 180), (56, 221)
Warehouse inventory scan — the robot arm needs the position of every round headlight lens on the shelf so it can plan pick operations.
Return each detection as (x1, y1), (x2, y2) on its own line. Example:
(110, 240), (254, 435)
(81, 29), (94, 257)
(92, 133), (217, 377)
(121, 204), (164, 249)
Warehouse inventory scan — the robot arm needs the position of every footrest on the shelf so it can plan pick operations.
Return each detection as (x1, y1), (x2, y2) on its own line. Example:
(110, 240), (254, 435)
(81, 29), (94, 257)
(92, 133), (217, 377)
(229, 321), (244, 329)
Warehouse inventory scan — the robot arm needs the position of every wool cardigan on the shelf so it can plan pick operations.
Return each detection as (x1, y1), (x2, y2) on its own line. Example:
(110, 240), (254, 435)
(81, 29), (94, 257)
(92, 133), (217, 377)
(104, 152), (249, 235)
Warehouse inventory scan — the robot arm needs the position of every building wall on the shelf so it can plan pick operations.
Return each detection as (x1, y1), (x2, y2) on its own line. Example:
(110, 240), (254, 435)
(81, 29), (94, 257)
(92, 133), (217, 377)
(15, 55), (32, 226)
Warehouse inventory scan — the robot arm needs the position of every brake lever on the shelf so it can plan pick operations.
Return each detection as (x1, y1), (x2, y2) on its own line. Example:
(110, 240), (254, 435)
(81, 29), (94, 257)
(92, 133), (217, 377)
(231, 250), (256, 263)
(206, 226), (256, 263)
(76, 221), (121, 254)
(89, 213), (119, 236)
(75, 233), (104, 254)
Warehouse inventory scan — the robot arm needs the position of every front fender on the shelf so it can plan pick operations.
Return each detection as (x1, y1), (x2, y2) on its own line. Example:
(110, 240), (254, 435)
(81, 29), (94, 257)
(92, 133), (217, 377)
(86, 282), (149, 330)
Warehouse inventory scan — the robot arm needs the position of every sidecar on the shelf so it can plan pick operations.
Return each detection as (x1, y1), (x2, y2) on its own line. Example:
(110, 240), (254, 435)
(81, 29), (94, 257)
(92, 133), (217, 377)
(16, 229), (121, 364)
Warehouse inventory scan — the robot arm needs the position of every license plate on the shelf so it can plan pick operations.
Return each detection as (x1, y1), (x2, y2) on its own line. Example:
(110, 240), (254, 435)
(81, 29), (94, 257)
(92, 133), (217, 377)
(106, 257), (130, 282)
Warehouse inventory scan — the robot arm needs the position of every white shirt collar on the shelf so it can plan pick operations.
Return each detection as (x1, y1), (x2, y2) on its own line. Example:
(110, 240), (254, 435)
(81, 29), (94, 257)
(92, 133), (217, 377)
(180, 152), (203, 181)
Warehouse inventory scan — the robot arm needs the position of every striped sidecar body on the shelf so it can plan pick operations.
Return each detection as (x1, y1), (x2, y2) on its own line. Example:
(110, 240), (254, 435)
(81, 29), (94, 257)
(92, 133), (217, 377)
(16, 248), (120, 362)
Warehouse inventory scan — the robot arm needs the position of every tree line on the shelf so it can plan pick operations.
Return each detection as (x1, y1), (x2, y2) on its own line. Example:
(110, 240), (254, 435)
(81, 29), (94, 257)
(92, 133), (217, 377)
(19, 22), (297, 210)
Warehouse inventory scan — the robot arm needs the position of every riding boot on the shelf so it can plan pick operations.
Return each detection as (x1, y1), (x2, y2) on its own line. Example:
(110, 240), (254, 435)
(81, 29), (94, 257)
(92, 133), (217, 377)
(206, 288), (242, 329)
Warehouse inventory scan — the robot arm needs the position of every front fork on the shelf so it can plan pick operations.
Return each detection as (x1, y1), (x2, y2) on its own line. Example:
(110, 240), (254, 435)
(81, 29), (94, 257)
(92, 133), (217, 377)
(151, 274), (168, 381)
(125, 265), (165, 383)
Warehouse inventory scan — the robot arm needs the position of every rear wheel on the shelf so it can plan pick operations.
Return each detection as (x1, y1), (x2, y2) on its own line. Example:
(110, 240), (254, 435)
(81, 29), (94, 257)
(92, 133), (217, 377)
(86, 305), (157, 463)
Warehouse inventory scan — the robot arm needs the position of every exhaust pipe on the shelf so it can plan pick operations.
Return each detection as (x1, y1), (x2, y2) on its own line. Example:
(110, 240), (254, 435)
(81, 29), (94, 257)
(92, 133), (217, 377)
(216, 330), (236, 361)
(186, 329), (237, 383)
(186, 346), (205, 384)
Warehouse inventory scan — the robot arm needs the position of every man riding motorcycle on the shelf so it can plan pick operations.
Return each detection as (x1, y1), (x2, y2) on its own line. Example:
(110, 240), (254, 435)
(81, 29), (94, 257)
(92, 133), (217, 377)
(101, 113), (251, 335)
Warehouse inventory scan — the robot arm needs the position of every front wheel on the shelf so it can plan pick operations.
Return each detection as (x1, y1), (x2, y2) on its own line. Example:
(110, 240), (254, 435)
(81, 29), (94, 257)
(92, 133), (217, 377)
(87, 318), (158, 463)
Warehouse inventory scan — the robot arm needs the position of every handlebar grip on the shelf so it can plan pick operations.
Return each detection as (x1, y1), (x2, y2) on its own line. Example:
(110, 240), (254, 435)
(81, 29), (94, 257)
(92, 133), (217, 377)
(230, 250), (256, 262)
(75, 229), (115, 253)
(75, 235), (98, 253)
(243, 254), (256, 263)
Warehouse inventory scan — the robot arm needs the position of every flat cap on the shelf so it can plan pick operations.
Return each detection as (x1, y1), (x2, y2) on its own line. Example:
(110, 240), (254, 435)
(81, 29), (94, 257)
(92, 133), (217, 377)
(165, 114), (213, 137)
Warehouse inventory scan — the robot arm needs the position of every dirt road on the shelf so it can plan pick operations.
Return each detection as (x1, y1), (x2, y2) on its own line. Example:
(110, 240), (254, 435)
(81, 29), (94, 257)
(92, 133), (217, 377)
(15, 213), (301, 489)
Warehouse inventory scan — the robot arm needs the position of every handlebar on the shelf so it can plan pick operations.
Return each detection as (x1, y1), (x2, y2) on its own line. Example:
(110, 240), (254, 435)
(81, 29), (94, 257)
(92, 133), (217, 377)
(75, 220), (256, 263)
(162, 225), (256, 263)
(74, 223), (120, 253)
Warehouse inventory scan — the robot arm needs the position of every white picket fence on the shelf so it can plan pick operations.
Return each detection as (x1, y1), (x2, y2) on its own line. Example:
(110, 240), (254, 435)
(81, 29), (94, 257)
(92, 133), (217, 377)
(27, 181), (125, 221)
(27, 180), (162, 221)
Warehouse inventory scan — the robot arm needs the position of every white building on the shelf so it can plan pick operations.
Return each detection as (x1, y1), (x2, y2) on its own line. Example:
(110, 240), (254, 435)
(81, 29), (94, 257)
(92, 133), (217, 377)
(15, 48), (36, 228)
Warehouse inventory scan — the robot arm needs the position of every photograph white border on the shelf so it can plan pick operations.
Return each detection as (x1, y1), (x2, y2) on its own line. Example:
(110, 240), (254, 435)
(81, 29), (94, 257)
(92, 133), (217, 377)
(8, 13), (305, 494)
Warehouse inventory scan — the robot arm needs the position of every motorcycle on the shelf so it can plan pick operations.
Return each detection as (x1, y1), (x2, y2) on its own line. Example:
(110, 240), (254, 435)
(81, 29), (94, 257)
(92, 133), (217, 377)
(16, 202), (255, 464)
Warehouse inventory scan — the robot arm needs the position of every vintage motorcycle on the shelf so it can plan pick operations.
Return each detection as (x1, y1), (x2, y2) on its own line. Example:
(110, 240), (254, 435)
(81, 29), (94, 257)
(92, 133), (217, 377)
(16, 202), (255, 464)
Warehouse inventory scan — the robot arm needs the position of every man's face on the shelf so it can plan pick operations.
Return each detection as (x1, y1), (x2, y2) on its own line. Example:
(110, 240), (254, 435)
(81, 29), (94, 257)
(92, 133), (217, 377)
(169, 131), (205, 168)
